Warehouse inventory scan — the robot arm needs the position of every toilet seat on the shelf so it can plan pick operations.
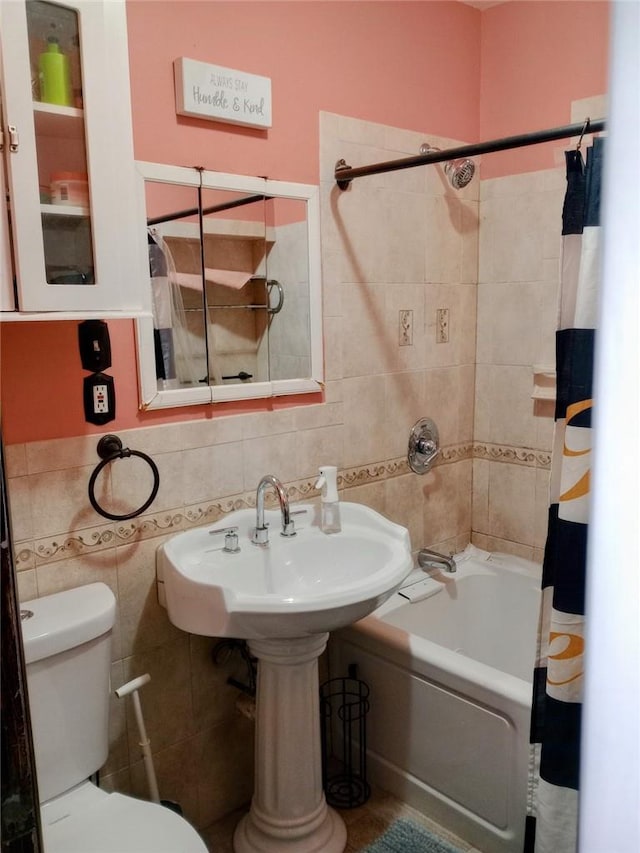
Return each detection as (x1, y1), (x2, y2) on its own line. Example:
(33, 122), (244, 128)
(41, 782), (208, 853)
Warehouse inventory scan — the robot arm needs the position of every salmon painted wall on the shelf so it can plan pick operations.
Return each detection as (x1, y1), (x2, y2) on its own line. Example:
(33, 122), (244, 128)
(1, 0), (609, 444)
(127, 0), (481, 184)
(480, 1), (609, 178)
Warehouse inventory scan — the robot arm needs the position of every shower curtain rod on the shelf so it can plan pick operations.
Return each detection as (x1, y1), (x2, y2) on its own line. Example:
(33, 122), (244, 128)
(334, 117), (606, 189)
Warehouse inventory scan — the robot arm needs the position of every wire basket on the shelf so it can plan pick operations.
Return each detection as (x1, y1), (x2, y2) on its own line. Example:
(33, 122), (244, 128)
(320, 673), (371, 809)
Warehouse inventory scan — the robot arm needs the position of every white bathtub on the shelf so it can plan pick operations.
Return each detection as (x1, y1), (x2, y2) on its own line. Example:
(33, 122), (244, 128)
(330, 545), (541, 853)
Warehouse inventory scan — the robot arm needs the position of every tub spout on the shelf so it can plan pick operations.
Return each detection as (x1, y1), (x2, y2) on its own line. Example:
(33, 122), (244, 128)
(418, 547), (456, 573)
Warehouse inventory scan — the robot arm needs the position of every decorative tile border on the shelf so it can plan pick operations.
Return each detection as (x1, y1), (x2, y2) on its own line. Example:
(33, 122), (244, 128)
(339, 443), (473, 490)
(15, 545), (36, 572)
(441, 444), (475, 464)
(115, 511), (189, 544)
(473, 442), (552, 469)
(34, 523), (116, 565)
(340, 460), (406, 488)
(13, 441), (548, 567)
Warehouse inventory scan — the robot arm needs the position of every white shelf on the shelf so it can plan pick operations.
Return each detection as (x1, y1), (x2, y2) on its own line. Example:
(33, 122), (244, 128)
(156, 217), (275, 242)
(532, 364), (556, 402)
(33, 101), (84, 139)
(0, 309), (152, 322)
(531, 388), (556, 401)
(41, 203), (89, 218)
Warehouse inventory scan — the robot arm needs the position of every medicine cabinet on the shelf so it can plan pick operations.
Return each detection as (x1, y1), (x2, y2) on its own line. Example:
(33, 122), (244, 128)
(134, 161), (323, 408)
(0, 0), (142, 316)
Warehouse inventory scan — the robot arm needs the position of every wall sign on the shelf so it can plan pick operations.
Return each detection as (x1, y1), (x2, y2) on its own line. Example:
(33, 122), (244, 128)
(174, 58), (272, 129)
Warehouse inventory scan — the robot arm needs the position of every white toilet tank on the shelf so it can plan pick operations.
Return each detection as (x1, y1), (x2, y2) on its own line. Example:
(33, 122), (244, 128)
(21, 583), (116, 804)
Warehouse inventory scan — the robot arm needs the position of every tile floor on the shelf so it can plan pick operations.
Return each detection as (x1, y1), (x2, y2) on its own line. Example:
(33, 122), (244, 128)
(201, 785), (483, 852)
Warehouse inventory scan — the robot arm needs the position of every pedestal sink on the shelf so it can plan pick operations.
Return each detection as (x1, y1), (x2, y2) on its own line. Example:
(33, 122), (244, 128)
(157, 501), (412, 853)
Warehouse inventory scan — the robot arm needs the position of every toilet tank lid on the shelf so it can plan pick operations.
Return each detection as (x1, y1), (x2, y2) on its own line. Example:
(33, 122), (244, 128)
(21, 583), (116, 664)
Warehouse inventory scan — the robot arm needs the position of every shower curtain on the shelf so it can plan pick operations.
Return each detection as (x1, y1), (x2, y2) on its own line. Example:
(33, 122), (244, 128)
(526, 136), (605, 853)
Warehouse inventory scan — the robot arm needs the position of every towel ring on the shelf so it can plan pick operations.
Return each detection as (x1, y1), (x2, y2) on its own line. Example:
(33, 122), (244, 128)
(88, 434), (160, 521)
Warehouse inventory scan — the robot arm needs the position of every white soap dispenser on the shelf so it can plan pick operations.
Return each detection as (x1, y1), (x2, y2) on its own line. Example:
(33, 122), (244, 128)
(315, 465), (342, 534)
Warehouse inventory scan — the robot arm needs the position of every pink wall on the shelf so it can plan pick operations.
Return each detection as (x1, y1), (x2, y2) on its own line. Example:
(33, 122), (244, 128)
(1, 321), (139, 444)
(126, 1), (481, 185)
(1, 1), (610, 445)
(0, 319), (322, 444)
(480, 1), (609, 178)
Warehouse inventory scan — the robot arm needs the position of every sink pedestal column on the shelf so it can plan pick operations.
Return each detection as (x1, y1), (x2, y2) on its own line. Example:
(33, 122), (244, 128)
(234, 633), (346, 853)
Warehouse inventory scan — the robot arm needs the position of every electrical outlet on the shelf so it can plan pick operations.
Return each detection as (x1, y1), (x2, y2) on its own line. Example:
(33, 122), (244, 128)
(84, 373), (116, 425)
(399, 309), (413, 346)
(93, 383), (109, 413)
(436, 308), (449, 344)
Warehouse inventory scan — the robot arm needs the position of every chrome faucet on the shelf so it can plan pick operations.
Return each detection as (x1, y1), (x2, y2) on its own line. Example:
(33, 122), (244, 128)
(418, 547), (456, 574)
(252, 474), (296, 546)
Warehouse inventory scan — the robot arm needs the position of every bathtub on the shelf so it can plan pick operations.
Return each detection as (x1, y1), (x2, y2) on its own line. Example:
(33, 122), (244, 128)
(330, 544), (541, 853)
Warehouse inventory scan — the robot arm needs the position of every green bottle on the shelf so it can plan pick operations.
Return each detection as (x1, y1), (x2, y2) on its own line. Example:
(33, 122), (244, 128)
(39, 37), (72, 106)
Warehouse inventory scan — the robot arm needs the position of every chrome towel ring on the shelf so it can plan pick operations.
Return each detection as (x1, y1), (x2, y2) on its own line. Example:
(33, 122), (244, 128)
(88, 434), (160, 521)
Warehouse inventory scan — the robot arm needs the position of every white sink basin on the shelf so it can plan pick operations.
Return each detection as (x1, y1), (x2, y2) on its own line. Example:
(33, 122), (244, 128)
(157, 502), (412, 639)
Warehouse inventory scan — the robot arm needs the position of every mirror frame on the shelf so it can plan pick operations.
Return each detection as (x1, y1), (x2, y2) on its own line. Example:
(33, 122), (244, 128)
(133, 161), (323, 410)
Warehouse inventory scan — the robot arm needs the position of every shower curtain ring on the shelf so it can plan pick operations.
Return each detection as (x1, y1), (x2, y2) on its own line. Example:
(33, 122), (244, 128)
(576, 118), (590, 152)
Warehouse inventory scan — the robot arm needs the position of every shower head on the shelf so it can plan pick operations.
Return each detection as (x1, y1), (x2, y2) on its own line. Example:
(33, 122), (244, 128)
(419, 144), (476, 190)
(444, 158), (475, 189)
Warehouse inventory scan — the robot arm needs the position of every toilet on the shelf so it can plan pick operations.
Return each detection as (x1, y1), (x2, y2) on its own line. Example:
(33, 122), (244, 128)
(21, 582), (208, 853)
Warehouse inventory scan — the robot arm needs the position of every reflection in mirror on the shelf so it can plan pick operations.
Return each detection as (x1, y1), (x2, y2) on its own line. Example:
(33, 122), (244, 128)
(134, 162), (323, 410)
(264, 197), (311, 382)
(145, 179), (207, 389)
(200, 189), (267, 386)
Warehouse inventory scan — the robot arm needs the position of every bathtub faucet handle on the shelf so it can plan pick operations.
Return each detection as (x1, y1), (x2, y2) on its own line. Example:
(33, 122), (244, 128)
(416, 437), (437, 456)
(408, 417), (440, 474)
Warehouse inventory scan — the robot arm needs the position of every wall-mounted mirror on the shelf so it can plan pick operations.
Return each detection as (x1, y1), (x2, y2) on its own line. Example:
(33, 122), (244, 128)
(133, 162), (323, 409)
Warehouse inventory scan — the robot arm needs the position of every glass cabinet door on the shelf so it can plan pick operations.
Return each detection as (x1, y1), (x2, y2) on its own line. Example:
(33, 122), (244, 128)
(0, 0), (140, 314)
(28, 1), (95, 289)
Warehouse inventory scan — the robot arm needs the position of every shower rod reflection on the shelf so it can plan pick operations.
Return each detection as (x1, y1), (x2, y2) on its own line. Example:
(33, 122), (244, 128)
(147, 192), (270, 226)
(334, 117), (606, 190)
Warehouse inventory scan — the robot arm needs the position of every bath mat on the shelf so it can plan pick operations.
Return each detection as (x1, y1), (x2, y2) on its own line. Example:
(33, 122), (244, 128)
(363, 817), (464, 853)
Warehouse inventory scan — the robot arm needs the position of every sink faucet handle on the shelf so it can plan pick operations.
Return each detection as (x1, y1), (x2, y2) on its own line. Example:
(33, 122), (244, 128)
(280, 507), (309, 537)
(281, 518), (296, 537)
(209, 525), (240, 553)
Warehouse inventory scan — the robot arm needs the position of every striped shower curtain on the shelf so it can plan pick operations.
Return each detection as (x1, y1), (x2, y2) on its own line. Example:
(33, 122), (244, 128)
(526, 136), (605, 853)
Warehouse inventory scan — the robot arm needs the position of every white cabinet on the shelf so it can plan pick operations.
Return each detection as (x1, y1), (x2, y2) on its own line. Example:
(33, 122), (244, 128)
(0, 0), (144, 317)
(0, 137), (14, 311)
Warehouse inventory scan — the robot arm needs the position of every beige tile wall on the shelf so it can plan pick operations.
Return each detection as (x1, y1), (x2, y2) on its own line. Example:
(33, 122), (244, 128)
(7, 107), (589, 827)
(471, 93), (607, 560)
(266, 218), (312, 380)
(472, 167), (565, 561)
